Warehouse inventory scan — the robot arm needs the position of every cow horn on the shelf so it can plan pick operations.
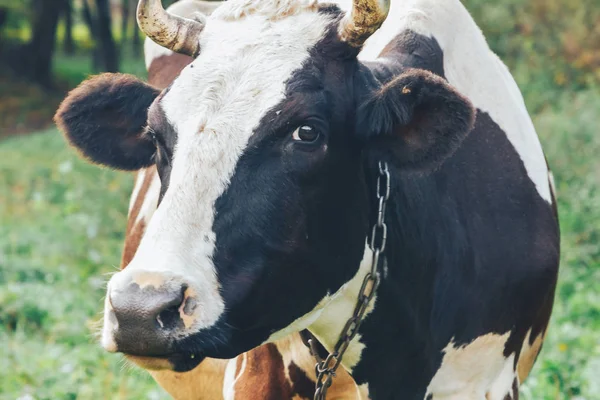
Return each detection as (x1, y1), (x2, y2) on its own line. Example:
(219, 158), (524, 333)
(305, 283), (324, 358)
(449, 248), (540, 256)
(137, 0), (204, 57)
(338, 0), (390, 48)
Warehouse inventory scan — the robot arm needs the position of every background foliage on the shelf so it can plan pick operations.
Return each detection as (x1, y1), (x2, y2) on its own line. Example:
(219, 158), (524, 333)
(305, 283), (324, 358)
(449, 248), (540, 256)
(0, 0), (599, 399)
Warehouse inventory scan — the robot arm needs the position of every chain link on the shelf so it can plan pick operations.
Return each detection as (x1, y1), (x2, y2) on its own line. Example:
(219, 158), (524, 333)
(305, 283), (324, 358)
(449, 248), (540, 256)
(309, 161), (391, 400)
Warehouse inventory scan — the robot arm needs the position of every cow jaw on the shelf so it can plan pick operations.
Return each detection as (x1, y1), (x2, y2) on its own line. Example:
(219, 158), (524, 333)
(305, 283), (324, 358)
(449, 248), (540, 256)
(265, 242), (376, 372)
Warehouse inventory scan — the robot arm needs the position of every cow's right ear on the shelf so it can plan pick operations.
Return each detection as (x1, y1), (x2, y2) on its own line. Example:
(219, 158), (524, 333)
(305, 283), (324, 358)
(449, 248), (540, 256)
(54, 73), (159, 171)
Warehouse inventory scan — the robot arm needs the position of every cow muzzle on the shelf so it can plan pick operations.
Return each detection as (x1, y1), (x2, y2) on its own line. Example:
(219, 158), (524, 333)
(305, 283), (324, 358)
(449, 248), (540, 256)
(102, 270), (201, 365)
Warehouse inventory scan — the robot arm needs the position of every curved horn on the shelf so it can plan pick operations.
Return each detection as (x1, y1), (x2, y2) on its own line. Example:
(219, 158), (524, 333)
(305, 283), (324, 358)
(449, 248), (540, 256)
(338, 0), (390, 48)
(137, 0), (204, 57)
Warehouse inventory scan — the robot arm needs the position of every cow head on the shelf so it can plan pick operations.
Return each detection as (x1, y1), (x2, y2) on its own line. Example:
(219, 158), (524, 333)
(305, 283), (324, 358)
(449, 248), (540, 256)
(55, 0), (474, 372)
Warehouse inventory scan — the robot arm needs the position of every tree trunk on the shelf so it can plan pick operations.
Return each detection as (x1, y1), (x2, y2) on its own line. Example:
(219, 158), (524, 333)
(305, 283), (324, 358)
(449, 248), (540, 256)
(28, 0), (62, 86)
(132, 4), (141, 58)
(95, 0), (119, 72)
(121, 0), (130, 48)
(0, 7), (7, 32)
(63, 0), (74, 54)
(82, 0), (100, 71)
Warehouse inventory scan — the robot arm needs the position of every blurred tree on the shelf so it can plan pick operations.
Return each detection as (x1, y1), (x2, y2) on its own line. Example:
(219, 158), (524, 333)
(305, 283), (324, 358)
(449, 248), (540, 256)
(25, 0), (62, 86)
(81, 0), (119, 72)
(0, 7), (7, 32)
(63, 0), (74, 54)
(121, 0), (141, 57)
(121, 0), (130, 47)
(82, 0), (100, 70)
(95, 0), (119, 72)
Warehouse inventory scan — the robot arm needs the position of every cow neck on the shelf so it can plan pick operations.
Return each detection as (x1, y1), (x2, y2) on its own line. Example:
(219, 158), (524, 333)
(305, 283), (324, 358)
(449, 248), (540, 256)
(309, 159), (445, 399)
(304, 160), (386, 370)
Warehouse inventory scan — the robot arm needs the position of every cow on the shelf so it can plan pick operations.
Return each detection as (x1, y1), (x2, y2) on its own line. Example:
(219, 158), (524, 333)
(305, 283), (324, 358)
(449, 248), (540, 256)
(55, 0), (560, 398)
(106, 1), (360, 399)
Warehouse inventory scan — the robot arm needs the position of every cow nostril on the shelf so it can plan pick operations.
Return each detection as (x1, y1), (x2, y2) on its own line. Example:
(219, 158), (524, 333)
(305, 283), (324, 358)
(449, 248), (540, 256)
(156, 305), (181, 330)
(155, 285), (187, 330)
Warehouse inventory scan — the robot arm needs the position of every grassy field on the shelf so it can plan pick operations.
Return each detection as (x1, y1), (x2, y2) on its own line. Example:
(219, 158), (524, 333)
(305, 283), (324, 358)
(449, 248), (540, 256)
(1, 1), (600, 398)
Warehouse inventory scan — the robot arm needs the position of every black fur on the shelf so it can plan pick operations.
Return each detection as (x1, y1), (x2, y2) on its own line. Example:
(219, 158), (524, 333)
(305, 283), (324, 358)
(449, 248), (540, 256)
(54, 73), (159, 170)
(358, 68), (475, 172)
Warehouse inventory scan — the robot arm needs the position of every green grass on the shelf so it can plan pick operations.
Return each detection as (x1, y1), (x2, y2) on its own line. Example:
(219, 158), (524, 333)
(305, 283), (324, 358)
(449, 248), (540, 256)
(0, 131), (169, 399)
(520, 90), (600, 399)
(0, 89), (599, 398)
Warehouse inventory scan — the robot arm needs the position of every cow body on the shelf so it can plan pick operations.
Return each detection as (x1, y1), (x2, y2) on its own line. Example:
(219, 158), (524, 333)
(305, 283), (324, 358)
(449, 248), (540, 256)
(55, 0), (559, 398)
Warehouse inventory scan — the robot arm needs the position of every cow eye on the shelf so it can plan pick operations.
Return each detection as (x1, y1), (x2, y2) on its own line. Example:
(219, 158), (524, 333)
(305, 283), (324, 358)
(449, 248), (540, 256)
(146, 126), (158, 145)
(292, 125), (320, 143)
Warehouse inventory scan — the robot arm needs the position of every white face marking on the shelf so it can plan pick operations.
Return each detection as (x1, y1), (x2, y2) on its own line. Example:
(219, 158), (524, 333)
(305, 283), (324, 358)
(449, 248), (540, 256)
(100, 295), (118, 352)
(265, 242), (375, 372)
(425, 332), (514, 399)
(356, 0), (552, 204)
(105, 0), (333, 342)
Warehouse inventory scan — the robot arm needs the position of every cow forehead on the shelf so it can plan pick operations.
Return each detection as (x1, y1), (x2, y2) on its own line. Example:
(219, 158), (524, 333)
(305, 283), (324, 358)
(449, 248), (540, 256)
(160, 5), (334, 145)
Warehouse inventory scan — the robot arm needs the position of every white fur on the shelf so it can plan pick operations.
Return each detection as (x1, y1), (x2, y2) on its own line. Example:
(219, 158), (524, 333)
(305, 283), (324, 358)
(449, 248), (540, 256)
(425, 332), (513, 399)
(488, 353), (517, 400)
(144, 38), (174, 70)
(356, 0), (553, 204)
(105, 0), (335, 341)
(101, 295), (118, 352)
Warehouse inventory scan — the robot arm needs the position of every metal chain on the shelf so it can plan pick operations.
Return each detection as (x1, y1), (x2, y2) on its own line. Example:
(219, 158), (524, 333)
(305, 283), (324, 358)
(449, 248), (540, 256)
(308, 161), (391, 400)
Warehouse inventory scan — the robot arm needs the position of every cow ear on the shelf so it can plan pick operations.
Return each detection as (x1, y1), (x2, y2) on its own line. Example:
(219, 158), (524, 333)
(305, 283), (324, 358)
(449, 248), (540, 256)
(357, 69), (475, 172)
(54, 73), (159, 171)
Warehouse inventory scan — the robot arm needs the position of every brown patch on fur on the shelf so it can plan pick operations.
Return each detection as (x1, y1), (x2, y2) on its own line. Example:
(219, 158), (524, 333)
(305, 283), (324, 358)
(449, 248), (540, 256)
(120, 166), (157, 268)
(121, 219), (145, 269)
(148, 53), (193, 90)
(234, 343), (293, 400)
(517, 330), (546, 383)
(235, 354), (244, 378)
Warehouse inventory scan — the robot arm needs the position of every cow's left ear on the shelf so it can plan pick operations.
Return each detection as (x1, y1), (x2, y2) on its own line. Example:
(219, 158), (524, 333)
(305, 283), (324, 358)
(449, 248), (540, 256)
(357, 69), (475, 172)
